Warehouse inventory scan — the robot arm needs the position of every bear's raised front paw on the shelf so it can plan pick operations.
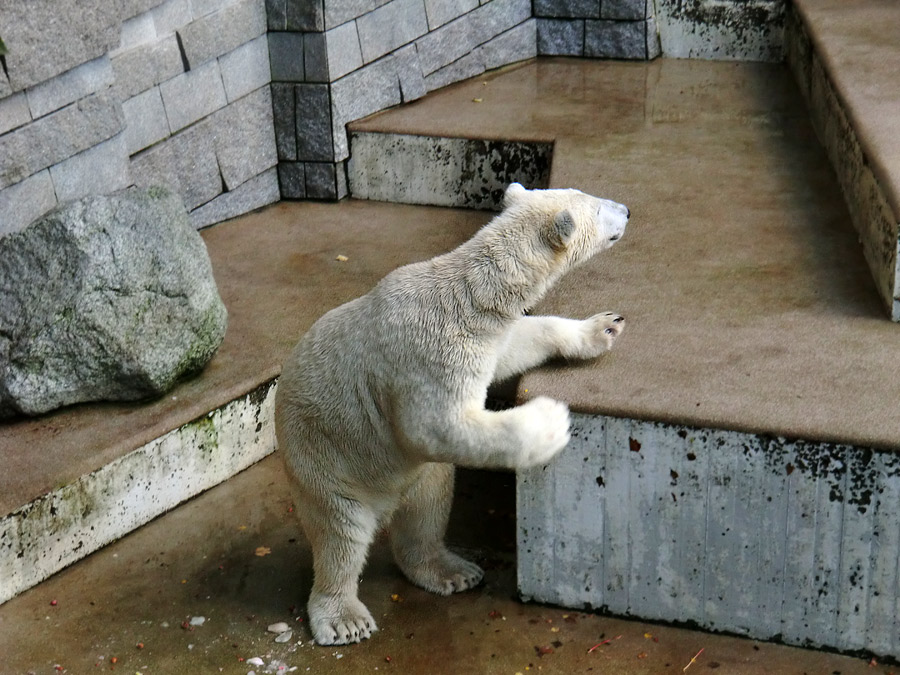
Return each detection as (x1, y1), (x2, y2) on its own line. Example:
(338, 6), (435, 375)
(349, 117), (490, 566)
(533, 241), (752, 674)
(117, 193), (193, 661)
(516, 396), (571, 468)
(583, 311), (625, 356)
(308, 593), (378, 645)
(402, 549), (485, 596)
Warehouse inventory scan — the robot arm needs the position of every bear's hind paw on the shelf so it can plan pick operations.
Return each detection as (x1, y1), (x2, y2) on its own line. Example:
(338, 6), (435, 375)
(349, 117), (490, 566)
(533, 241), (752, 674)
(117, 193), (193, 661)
(403, 550), (484, 596)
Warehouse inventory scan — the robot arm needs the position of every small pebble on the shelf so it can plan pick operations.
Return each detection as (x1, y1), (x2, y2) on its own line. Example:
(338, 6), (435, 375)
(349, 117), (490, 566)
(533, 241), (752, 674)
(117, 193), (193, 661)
(189, 616), (206, 626)
(247, 657), (265, 666)
(267, 622), (289, 634)
(275, 630), (293, 643)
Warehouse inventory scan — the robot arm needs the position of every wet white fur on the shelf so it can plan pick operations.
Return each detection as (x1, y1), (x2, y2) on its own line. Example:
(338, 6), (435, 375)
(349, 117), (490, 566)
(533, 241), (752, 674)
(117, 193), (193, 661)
(274, 183), (629, 645)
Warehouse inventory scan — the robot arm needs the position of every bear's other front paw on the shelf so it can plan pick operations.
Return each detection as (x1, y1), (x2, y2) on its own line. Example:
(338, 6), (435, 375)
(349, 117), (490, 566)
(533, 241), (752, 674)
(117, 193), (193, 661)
(516, 396), (571, 468)
(308, 593), (378, 645)
(581, 311), (625, 356)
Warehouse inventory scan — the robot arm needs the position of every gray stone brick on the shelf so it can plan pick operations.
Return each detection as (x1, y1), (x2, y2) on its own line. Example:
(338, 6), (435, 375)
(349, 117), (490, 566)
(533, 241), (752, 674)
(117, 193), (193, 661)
(424, 0), (478, 29)
(287, 0), (324, 31)
(192, 0), (235, 18)
(271, 84), (297, 160)
(0, 93), (31, 136)
(585, 19), (647, 59)
(330, 56), (401, 160)
(26, 56), (115, 120)
(394, 44), (426, 103)
(481, 19), (537, 69)
(117, 12), (158, 53)
(295, 84), (334, 162)
(336, 161), (348, 200)
(304, 32), (329, 83)
(220, 34), (271, 102)
(0, 170), (57, 238)
(266, 0), (287, 30)
(0, 70), (12, 100)
(278, 162), (306, 198)
(120, 0), (167, 21)
(179, 0), (267, 68)
(601, 0), (650, 20)
(189, 167), (279, 229)
(159, 59), (227, 132)
(130, 120), (221, 209)
(324, 0), (377, 30)
(357, 0), (428, 64)
(325, 22), (363, 80)
(534, 0), (598, 18)
(122, 86), (170, 154)
(210, 87), (277, 190)
(111, 35), (184, 100)
(470, 0), (531, 46)
(49, 134), (132, 203)
(416, 14), (475, 76)
(424, 49), (485, 92)
(268, 32), (306, 82)
(536, 18), (584, 55)
(152, 0), (192, 36)
(0, 1), (121, 91)
(0, 92), (125, 190)
(647, 15), (661, 59)
(305, 162), (337, 200)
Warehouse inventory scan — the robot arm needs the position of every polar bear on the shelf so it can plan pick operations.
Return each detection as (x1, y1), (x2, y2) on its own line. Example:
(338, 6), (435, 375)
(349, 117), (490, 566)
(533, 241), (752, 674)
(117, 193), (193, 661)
(274, 183), (629, 646)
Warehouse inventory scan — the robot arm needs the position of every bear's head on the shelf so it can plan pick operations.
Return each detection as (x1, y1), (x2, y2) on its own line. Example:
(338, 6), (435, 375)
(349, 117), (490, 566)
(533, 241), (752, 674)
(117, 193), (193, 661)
(462, 183), (629, 316)
(501, 182), (629, 269)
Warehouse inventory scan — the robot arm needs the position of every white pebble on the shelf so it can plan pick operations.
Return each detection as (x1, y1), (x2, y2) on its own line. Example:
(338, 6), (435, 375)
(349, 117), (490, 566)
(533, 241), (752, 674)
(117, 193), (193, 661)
(267, 621), (289, 634)
(247, 657), (265, 666)
(189, 616), (206, 626)
(275, 630), (293, 643)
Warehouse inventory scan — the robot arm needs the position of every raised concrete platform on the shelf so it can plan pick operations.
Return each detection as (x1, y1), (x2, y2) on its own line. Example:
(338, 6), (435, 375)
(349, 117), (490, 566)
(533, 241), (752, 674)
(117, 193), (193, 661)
(348, 57), (900, 658)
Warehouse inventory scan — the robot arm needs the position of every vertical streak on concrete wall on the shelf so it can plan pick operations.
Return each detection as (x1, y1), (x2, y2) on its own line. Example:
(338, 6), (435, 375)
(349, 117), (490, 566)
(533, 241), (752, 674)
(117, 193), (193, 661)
(518, 414), (900, 657)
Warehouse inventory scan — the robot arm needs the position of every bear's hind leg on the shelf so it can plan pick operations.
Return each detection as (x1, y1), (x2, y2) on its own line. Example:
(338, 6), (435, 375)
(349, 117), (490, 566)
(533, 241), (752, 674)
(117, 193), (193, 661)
(298, 494), (379, 645)
(389, 463), (484, 595)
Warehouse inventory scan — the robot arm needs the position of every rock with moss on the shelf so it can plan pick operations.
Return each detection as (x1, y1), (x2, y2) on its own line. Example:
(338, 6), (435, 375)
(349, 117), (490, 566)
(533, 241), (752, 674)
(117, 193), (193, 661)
(0, 187), (227, 419)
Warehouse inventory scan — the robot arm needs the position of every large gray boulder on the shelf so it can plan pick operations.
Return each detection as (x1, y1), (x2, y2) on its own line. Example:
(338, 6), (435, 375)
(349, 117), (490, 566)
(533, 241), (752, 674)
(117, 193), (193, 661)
(0, 187), (227, 419)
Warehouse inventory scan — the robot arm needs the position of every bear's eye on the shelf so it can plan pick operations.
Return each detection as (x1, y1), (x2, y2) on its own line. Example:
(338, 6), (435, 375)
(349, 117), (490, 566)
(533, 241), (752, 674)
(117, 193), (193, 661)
(609, 234), (620, 242)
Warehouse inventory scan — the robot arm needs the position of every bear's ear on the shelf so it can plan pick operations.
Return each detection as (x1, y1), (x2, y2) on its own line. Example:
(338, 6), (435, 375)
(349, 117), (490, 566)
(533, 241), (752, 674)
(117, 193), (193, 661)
(546, 210), (576, 251)
(503, 182), (527, 208)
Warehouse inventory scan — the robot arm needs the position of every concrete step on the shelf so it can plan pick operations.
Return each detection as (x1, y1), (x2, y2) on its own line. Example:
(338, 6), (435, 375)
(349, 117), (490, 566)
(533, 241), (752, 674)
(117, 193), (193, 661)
(786, 0), (900, 320)
(347, 57), (900, 660)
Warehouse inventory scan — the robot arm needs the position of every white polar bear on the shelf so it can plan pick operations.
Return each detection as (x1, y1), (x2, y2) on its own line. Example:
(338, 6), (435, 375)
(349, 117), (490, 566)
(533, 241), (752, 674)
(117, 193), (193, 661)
(274, 183), (629, 646)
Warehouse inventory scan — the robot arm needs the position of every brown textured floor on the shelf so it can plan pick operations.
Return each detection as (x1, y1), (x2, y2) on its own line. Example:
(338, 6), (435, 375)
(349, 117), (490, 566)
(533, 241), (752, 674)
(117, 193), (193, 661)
(0, 456), (888, 675)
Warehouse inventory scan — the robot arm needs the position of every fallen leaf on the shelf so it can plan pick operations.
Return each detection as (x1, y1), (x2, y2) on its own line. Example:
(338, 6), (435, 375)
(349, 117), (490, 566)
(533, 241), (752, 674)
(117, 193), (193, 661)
(472, 98), (483, 103)
(390, 593), (403, 602)
(335, 254), (349, 262)
(535, 645), (554, 657)
(255, 546), (271, 557)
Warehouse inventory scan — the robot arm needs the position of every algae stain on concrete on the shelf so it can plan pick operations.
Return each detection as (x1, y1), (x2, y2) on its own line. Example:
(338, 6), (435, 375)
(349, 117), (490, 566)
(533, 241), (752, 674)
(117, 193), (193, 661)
(0, 380), (277, 605)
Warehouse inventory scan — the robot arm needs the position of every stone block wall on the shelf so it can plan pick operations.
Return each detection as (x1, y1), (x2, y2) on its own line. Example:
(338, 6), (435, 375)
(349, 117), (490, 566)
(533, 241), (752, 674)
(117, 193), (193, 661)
(0, 0), (278, 237)
(535, 0), (661, 60)
(268, 0), (540, 200)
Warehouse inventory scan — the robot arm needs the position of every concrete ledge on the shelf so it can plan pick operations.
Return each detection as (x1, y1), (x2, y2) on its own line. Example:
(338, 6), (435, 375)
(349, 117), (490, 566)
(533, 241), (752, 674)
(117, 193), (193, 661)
(348, 130), (552, 210)
(519, 413), (900, 657)
(0, 381), (276, 605)
(785, 0), (900, 320)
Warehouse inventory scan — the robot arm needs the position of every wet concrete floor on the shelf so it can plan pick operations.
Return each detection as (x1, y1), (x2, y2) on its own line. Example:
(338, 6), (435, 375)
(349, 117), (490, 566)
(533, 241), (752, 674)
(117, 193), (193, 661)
(0, 457), (889, 675)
